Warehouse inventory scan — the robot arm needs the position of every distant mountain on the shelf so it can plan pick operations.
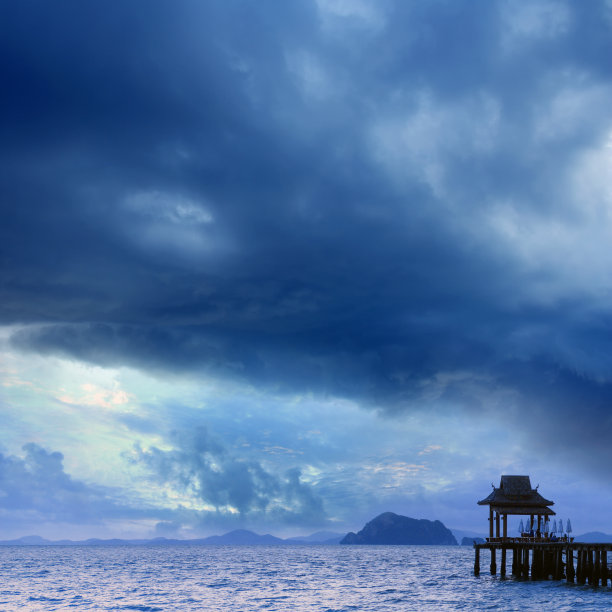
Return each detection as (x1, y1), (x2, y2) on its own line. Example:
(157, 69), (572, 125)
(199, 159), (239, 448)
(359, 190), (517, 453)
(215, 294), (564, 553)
(341, 512), (458, 545)
(286, 531), (344, 544)
(0, 536), (174, 546)
(0, 529), (340, 546)
(461, 537), (485, 546)
(3, 535), (51, 545)
(6, 527), (612, 547)
(574, 532), (612, 543)
(201, 529), (285, 546)
(451, 529), (486, 544)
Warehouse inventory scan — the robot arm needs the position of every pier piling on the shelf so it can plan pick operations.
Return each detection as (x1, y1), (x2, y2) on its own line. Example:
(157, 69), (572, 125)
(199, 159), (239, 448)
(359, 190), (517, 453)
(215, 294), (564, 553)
(474, 541), (612, 586)
(566, 547), (575, 583)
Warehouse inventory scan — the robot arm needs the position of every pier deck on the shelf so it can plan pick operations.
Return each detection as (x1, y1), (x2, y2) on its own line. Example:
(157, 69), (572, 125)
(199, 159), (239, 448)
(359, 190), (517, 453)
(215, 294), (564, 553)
(474, 540), (612, 585)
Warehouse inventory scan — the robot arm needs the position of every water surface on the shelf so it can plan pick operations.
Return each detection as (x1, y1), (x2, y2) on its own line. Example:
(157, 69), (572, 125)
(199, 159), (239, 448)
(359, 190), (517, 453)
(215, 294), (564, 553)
(1, 545), (610, 611)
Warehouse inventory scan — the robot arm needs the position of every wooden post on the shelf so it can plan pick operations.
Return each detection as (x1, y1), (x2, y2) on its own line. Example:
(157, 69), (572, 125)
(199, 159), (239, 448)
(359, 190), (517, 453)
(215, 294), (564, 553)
(594, 549), (601, 587)
(587, 549), (594, 586)
(554, 547), (562, 580)
(537, 547), (545, 579)
(544, 549), (552, 579)
(495, 512), (500, 539)
(474, 546), (480, 576)
(531, 547), (539, 580)
(561, 548), (566, 579)
(537, 515), (542, 534)
(503, 514), (507, 539)
(602, 550), (607, 586)
(524, 547), (530, 579)
(501, 547), (507, 577)
(566, 547), (575, 583)
(490, 547), (497, 575)
(579, 549), (587, 585)
(489, 507), (494, 539)
(512, 547), (518, 576)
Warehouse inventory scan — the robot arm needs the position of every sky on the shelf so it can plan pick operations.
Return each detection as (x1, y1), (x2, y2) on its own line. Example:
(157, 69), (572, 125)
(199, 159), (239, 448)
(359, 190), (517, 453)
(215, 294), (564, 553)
(2, 0), (612, 541)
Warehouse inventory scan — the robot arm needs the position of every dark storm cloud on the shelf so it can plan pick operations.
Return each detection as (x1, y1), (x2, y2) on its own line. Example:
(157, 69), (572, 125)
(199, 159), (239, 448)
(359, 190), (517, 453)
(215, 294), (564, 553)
(3, 2), (612, 470)
(132, 426), (327, 526)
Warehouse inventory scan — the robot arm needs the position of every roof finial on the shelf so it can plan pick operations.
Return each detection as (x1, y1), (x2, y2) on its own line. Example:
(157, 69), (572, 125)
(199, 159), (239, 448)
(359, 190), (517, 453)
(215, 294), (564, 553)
(536, 484), (539, 490)
(491, 482), (495, 489)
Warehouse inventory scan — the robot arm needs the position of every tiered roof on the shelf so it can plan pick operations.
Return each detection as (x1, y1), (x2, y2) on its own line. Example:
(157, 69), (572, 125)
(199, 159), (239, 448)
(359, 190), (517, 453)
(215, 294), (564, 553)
(477, 475), (555, 516)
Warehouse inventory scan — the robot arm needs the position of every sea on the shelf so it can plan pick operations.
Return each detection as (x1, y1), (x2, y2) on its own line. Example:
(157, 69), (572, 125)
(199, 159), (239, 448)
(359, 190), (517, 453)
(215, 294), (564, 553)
(1, 545), (611, 611)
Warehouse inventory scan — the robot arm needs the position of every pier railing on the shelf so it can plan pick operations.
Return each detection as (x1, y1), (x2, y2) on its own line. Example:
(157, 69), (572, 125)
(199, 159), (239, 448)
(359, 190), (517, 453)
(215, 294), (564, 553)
(485, 536), (574, 544)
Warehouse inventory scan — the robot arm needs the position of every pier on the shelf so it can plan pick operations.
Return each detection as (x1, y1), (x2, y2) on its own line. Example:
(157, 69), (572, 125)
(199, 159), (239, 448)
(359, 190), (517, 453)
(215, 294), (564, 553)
(473, 475), (612, 585)
(474, 541), (612, 585)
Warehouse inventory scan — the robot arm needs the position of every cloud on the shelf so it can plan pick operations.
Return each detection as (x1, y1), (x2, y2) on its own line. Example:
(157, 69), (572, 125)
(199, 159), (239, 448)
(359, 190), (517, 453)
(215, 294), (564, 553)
(0, 443), (129, 525)
(499, 0), (572, 53)
(2, 0), (612, 494)
(0, 435), (327, 536)
(131, 427), (327, 526)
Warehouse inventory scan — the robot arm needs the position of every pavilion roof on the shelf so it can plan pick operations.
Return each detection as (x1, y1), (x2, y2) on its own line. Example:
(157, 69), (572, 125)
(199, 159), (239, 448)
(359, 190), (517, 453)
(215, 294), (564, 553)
(477, 475), (554, 509)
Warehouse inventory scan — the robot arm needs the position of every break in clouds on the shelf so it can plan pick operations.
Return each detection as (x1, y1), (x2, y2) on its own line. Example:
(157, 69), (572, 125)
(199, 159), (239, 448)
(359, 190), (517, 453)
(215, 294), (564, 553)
(2, 0), (612, 535)
(0, 431), (326, 534)
(132, 427), (327, 526)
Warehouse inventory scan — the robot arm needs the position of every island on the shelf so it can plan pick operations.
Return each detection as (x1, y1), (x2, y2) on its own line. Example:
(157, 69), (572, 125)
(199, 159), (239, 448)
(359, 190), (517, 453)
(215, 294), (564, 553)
(340, 512), (458, 545)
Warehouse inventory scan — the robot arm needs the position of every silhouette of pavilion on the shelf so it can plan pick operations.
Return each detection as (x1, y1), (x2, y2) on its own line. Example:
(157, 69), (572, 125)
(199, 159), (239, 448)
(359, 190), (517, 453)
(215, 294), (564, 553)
(478, 475), (555, 540)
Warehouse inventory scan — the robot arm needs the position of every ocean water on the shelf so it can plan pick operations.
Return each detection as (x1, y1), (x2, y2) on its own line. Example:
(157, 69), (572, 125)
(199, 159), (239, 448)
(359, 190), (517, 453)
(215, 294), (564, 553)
(1, 545), (611, 611)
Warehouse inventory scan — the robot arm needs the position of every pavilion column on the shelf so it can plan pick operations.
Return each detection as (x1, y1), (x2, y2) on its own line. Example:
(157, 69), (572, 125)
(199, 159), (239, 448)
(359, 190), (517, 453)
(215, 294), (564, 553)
(489, 507), (494, 539)
(503, 514), (507, 539)
(496, 512), (500, 539)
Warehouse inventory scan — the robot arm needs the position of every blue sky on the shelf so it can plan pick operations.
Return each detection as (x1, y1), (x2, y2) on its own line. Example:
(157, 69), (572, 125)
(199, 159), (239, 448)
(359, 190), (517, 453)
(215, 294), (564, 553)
(2, 0), (612, 540)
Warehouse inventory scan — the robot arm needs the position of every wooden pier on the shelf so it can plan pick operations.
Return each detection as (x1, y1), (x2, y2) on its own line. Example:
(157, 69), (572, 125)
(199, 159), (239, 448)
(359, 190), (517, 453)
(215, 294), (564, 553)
(474, 476), (611, 586)
(474, 540), (612, 585)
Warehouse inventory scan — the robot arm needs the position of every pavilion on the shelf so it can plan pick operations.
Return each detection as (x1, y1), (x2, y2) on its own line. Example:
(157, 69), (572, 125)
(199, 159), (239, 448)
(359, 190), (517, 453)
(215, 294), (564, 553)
(478, 475), (555, 540)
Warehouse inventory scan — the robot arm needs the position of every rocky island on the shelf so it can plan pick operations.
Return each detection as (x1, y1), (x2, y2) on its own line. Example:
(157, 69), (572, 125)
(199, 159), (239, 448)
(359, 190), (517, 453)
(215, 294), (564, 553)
(340, 512), (458, 545)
